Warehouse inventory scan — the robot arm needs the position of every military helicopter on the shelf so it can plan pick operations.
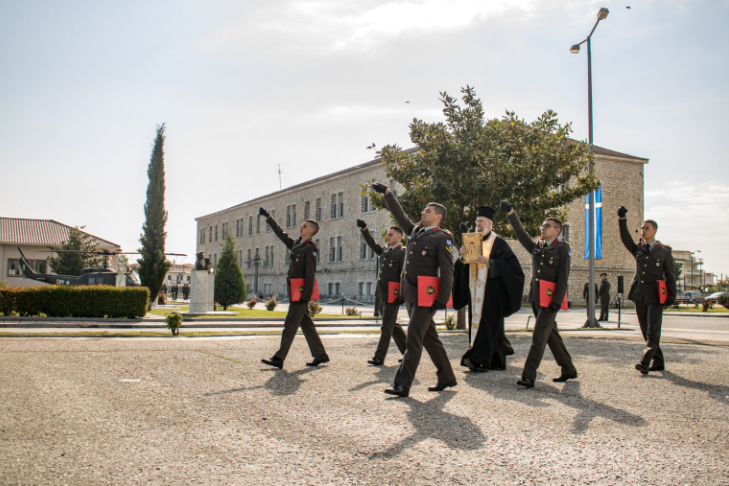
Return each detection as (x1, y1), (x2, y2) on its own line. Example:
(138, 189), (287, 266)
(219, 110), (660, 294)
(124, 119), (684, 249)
(16, 247), (186, 287)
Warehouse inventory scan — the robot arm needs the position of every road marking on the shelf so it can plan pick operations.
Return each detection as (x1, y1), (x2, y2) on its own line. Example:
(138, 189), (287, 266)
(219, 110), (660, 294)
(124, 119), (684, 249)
(120, 379), (140, 382)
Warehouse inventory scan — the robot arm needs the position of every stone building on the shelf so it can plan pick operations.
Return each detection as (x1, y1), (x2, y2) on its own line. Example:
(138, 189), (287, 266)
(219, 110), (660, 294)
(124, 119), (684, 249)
(196, 146), (648, 305)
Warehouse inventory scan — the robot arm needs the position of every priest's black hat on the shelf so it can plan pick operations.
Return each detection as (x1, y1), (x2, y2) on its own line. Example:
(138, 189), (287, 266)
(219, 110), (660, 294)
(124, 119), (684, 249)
(477, 206), (495, 220)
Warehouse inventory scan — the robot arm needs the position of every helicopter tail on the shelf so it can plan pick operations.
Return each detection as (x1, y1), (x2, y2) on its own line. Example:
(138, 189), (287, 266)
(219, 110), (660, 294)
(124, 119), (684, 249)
(16, 247), (38, 278)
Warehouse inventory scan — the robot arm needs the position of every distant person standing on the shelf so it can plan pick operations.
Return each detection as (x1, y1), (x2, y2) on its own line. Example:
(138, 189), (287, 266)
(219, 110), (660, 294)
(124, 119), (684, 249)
(501, 200), (577, 388)
(598, 273), (611, 321)
(583, 282), (598, 317)
(259, 208), (329, 369)
(618, 206), (676, 374)
(356, 220), (407, 366)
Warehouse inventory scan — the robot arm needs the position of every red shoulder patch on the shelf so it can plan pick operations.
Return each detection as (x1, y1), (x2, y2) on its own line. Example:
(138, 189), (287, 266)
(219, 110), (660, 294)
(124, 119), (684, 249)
(439, 228), (452, 235)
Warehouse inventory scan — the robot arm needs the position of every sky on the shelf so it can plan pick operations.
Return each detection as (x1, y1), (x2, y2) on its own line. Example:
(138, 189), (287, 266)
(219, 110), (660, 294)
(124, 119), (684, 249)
(1, 0), (728, 278)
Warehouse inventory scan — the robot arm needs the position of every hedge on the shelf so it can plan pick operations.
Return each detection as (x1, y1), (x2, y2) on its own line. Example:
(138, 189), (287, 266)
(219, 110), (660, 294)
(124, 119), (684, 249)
(0, 285), (149, 318)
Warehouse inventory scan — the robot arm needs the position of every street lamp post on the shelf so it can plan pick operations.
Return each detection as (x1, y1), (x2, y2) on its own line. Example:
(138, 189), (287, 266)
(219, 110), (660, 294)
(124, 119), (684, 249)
(572, 7), (609, 329)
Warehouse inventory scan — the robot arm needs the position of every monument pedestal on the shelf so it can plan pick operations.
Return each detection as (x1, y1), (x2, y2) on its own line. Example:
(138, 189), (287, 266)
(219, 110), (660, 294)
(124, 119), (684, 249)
(188, 269), (215, 313)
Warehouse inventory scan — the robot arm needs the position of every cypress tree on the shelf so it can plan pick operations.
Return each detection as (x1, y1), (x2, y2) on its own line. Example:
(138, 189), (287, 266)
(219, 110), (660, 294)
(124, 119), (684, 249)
(138, 124), (171, 306)
(214, 235), (247, 310)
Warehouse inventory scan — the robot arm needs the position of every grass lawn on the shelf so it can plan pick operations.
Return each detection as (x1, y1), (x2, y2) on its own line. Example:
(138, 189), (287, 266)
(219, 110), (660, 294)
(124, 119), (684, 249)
(149, 306), (364, 319)
(665, 305), (729, 313)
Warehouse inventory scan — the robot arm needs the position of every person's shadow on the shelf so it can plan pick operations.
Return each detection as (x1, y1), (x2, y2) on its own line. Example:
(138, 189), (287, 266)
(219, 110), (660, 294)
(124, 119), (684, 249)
(464, 373), (647, 435)
(370, 391), (485, 458)
(654, 370), (729, 406)
(204, 367), (319, 398)
(348, 365), (420, 392)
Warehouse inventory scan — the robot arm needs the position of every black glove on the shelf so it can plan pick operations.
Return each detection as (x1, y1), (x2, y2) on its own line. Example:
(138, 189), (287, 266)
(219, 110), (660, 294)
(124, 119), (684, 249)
(459, 222), (469, 233)
(371, 182), (388, 194)
(500, 200), (513, 213)
(547, 302), (561, 312)
(664, 299), (675, 307)
(617, 206), (628, 218)
(259, 207), (270, 218)
(356, 219), (367, 229)
(432, 301), (447, 311)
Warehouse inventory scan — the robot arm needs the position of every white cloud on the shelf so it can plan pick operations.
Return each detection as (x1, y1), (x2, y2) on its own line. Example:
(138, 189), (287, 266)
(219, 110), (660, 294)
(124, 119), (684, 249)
(646, 182), (729, 275)
(206, 0), (537, 56)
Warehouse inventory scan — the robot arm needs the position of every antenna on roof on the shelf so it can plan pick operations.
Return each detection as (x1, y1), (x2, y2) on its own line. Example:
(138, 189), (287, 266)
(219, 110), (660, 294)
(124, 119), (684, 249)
(277, 164), (282, 190)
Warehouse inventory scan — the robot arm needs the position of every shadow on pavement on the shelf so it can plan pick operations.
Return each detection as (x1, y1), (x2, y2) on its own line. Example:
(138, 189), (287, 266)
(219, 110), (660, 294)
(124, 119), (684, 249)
(349, 364), (400, 392)
(370, 391), (485, 458)
(204, 367), (319, 398)
(656, 370), (729, 406)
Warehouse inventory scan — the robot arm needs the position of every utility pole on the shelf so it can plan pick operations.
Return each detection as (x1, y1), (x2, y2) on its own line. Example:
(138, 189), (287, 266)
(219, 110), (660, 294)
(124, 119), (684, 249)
(277, 164), (282, 191)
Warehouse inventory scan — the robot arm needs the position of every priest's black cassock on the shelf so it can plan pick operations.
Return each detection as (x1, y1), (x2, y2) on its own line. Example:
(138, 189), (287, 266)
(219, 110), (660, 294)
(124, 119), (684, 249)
(453, 231), (525, 371)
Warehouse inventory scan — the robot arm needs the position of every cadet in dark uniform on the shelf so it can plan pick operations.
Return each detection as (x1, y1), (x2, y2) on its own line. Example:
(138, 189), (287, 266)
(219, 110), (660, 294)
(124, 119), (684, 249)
(357, 220), (407, 365)
(501, 200), (577, 388)
(598, 273), (611, 321)
(259, 208), (329, 369)
(371, 182), (457, 397)
(618, 206), (676, 374)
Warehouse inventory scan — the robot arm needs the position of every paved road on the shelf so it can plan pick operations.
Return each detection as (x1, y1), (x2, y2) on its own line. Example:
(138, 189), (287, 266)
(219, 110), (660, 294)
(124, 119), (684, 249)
(1, 334), (727, 485)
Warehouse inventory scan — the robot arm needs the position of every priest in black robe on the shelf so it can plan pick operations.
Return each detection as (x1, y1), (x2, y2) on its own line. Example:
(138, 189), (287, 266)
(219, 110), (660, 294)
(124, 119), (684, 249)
(453, 206), (525, 371)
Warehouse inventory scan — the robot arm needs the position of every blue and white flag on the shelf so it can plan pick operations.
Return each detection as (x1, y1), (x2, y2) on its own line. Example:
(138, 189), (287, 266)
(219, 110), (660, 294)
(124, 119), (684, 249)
(584, 188), (602, 259)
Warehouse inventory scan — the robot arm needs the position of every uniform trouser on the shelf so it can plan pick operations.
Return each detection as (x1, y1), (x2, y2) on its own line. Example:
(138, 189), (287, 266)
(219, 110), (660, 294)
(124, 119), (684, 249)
(374, 301), (407, 360)
(273, 301), (326, 361)
(394, 305), (455, 389)
(599, 298), (610, 320)
(522, 304), (577, 382)
(634, 301), (664, 367)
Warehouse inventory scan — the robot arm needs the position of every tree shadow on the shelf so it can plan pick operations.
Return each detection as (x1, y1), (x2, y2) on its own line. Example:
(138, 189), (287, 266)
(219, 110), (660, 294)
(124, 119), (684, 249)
(656, 370), (729, 406)
(204, 367), (319, 398)
(464, 373), (647, 435)
(370, 391), (485, 458)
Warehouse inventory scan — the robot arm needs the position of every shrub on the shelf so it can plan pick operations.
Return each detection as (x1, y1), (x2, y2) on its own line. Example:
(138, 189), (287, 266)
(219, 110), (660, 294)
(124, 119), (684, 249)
(702, 300), (714, 312)
(0, 285), (149, 318)
(246, 297), (257, 310)
(265, 295), (278, 311)
(719, 295), (729, 306)
(443, 314), (456, 330)
(345, 306), (359, 316)
(308, 300), (322, 317)
(165, 313), (182, 335)
(0, 280), (7, 288)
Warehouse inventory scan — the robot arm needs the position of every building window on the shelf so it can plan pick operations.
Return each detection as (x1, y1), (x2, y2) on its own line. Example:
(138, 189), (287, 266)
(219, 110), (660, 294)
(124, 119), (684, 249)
(213, 253), (217, 266)
(328, 282), (341, 296)
(247, 249), (252, 268)
(330, 194), (337, 219)
(558, 224), (570, 242)
(199, 228), (205, 244)
(337, 236), (343, 262)
(238, 250), (242, 267)
(359, 282), (373, 296)
(266, 210), (275, 232)
(360, 241), (375, 260)
(338, 192), (344, 218)
(361, 194), (370, 213)
(236, 219), (240, 238)
(264, 246), (270, 267)
(209, 226), (212, 243)
(215, 225), (218, 242)
(249, 216), (253, 235)
(286, 204), (297, 228)
(329, 237), (336, 262)
(315, 198), (322, 221)
(6, 259), (46, 276)
(330, 192), (344, 219)
(256, 215), (261, 234)
(304, 201), (310, 220)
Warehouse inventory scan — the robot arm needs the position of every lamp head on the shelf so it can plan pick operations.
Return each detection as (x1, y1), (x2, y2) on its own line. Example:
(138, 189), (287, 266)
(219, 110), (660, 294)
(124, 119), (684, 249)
(598, 7), (609, 20)
(570, 44), (581, 54)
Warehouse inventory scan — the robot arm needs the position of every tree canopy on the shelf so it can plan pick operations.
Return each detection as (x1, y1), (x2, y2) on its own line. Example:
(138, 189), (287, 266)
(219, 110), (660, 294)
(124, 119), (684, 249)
(137, 124), (171, 303)
(46, 227), (101, 276)
(214, 235), (247, 310)
(364, 86), (600, 243)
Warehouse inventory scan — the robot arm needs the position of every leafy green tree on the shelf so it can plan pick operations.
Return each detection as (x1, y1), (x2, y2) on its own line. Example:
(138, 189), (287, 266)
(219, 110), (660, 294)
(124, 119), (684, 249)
(214, 235), (247, 310)
(137, 124), (171, 306)
(364, 86), (600, 243)
(46, 227), (101, 275)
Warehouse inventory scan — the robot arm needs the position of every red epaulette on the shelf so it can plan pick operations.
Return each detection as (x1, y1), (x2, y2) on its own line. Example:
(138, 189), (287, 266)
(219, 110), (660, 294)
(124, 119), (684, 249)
(661, 243), (672, 250)
(438, 228), (452, 235)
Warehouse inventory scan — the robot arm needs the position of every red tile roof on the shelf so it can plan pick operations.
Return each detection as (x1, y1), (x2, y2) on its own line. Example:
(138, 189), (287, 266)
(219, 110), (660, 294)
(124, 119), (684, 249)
(0, 218), (121, 249)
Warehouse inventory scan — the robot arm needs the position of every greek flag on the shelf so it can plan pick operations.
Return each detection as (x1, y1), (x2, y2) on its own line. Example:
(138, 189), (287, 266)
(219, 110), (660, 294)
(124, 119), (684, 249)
(584, 188), (602, 259)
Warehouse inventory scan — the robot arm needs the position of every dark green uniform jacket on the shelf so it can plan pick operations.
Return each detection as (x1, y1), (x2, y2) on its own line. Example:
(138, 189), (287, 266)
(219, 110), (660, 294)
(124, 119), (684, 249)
(267, 216), (317, 302)
(360, 228), (405, 303)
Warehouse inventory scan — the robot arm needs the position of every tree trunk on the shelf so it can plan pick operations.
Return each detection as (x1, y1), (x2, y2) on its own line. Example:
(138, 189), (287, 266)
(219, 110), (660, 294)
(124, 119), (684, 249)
(456, 307), (466, 329)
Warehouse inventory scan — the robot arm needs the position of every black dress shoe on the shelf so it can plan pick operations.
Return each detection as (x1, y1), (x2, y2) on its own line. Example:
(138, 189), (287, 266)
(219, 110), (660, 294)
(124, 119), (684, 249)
(517, 378), (535, 388)
(428, 380), (457, 392)
(261, 357), (283, 369)
(635, 363), (649, 374)
(553, 372), (578, 382)
(649, 364), (665, 371)
(367, 357), (384, 366)
(384, 384), (409, 397)
(306, 354), (330, 367)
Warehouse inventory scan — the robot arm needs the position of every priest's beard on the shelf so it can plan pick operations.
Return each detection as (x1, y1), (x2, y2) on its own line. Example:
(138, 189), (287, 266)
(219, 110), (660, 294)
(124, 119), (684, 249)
(477, 221), (493, 235)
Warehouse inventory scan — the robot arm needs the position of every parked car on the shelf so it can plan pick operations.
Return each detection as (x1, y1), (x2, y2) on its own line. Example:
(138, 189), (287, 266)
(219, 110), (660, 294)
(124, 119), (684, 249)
(677, 291), (705, 305)
(705, 292), (729, 304)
